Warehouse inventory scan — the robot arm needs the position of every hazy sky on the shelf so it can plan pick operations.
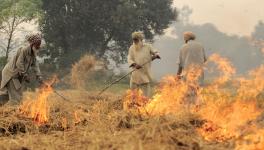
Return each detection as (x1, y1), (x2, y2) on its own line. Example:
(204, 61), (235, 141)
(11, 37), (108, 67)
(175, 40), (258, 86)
(173, 0), (264, 36)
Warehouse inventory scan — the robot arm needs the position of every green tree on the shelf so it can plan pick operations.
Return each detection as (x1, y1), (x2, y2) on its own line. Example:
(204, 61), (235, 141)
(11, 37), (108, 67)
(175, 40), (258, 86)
(0, 0), (42, 60)
(41, 0), (177, 68)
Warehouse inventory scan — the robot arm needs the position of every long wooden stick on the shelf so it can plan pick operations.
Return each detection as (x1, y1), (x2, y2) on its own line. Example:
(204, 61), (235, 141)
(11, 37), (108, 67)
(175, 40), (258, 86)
(98, 59), (153, 96)
(53, 90), (71, 102)
(42, 81), (72, 102)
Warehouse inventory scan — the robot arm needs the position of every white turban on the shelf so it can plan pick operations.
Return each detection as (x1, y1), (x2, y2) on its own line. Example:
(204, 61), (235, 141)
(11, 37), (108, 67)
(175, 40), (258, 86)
(183, 31), (196, 41)
(132, 31), (144, 40)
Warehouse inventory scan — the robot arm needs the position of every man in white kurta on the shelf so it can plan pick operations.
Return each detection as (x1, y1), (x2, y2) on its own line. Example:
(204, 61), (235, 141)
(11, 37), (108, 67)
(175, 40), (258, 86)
(127, 32), (160, 97)
(177, 32), (207, 85)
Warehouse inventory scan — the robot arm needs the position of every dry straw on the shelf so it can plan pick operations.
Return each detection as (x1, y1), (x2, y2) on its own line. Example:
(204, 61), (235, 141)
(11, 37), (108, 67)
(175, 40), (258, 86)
(70, 55), (100, 89)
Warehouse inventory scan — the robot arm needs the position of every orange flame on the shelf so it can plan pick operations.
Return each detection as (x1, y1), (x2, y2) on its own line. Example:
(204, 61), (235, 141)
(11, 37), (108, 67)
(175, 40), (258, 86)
(197, 64), (264, 142)
(123, 69), (203, 116)
(208, 53), (236, 85)
(197, 100), (261, 142)
(123, 89), (149, 111)
(19, 79), (55, 125)
(123, 54), (264, 144)
(144, 76), (191, 115)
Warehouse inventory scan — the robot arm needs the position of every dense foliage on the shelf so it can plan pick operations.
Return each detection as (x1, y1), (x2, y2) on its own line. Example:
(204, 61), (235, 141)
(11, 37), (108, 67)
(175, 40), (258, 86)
(40, 0), (176, 68)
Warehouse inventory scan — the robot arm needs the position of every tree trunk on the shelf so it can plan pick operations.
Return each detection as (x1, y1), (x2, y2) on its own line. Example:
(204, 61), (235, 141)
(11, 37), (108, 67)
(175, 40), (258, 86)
(5, 16), (16, 60)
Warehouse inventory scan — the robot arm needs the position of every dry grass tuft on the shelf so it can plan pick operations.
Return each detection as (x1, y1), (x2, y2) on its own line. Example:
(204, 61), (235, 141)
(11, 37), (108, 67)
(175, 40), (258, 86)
(70, 55), (102, 89)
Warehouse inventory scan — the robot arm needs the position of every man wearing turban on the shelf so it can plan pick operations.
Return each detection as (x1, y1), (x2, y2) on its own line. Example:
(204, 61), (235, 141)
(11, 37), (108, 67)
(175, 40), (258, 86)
(177, 32), (207, 85)
(127, 32), (160, 98)
(0, 33), (43, 105)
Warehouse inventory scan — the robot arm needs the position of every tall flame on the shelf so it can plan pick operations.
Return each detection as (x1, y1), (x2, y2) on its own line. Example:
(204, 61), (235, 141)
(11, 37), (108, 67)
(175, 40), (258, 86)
(19, 80), (54, 125)
(144, 76), (190, 115)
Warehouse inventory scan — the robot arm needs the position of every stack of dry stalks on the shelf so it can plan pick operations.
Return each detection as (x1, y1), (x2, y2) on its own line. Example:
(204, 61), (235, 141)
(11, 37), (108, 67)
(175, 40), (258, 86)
(70, 55), (101, 89)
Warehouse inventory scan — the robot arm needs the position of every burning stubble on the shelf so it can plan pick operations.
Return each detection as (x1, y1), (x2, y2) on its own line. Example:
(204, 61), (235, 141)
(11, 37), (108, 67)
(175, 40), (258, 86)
(19, 77), (62, 125)
(1, 53), (263, 149)
(19, 81), (53, 125)
(123, 54), (264, 145)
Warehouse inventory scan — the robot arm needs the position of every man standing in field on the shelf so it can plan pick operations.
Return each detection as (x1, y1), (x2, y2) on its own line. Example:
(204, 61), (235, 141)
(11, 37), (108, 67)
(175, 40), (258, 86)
(127, 32), (160, 98)
(177, 31), (207, 86)
(0, 33), (44, 106)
